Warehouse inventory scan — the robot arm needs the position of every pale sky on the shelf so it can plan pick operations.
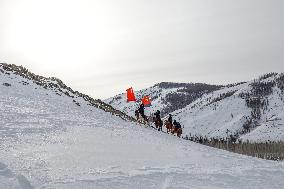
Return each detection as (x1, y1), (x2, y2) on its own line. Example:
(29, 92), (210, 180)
(1, 0), (284, 99)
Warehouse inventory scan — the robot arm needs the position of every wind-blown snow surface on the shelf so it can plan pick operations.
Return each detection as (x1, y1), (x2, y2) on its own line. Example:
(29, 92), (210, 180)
(1, 71), (284, 188)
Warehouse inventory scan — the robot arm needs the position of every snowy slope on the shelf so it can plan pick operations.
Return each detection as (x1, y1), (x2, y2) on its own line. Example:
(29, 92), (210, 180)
(105, 82), (221, 117)
(0, 63), (135, 122)
(173, 73), (284, 142)
(1, 64), (284, 188)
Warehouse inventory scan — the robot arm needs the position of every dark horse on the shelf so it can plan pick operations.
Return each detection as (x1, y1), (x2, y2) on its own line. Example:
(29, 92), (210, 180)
(172, 126), (182, 138)
(164, 120), (173, 134)
(153, 117), (163, 131)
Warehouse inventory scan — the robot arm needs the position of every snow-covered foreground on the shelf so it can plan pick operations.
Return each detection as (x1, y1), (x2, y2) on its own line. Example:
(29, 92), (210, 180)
(1, 69), (284, 188)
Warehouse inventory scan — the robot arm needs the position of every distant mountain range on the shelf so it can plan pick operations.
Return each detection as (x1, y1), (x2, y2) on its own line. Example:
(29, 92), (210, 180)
(105, 73), (284, 142)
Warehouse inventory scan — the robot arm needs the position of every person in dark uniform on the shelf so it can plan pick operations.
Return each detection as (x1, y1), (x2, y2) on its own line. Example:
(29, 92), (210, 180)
(138, 103), (146, 120)
(168, 114), (173, 125)
(173, 120), (181, 129)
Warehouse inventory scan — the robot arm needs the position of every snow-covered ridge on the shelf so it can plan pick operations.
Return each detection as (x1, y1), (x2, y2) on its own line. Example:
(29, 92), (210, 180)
(0, 63), (135, 122)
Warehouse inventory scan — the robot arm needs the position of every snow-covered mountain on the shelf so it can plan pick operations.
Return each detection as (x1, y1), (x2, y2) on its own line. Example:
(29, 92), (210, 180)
(106, 73), (284, 142)
(174, 73), (284, 142)
(105, 82), (222, 117)
(1, 63), (284, 188)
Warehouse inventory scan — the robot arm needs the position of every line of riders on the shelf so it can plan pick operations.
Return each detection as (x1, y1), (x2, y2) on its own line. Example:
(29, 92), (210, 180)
(134, 103), (183, 137)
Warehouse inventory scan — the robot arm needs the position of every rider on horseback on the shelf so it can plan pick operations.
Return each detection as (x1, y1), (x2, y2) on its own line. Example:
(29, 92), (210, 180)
(164, 114), (173, 133)
(138, 103), (146, 121)
(154, 110), (163, 131)
(173, 120), (182, 137)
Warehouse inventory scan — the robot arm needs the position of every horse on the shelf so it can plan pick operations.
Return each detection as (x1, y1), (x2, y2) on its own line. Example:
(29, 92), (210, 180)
(153, 117), (163, 131)
(164, 120), (173, 134)
(172, 126), (182, 138)
(135, 110), (139, 120)
(137, 113), (149, 126)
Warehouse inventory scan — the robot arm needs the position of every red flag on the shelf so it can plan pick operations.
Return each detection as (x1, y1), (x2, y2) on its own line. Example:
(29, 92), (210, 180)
(126, 87), (136, 102)
(142, 95), (151, 106)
